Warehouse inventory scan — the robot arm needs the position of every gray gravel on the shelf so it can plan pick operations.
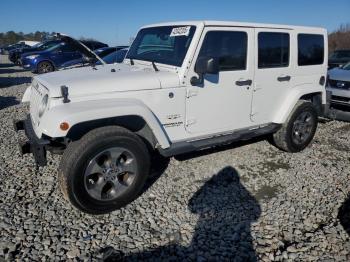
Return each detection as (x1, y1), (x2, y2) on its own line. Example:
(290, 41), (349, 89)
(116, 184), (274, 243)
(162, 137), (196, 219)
(1, 54), (350, 261)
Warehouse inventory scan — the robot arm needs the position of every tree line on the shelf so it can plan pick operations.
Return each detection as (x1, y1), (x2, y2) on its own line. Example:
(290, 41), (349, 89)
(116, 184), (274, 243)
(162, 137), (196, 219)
(328, 23), (350, 52)
(0, 31), (57, 46)
(0, 31), (97, 46)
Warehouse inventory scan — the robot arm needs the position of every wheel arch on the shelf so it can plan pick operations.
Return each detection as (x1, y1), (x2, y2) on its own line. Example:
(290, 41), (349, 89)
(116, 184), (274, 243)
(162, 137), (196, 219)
(66, 115), (158, 151)
(273, 84), (325, 123)
(299, 92), (323, 116)
(38, 98), (171, 149)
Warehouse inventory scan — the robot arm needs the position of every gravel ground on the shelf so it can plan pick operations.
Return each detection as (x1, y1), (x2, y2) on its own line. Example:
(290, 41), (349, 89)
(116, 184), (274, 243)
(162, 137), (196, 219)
(0, 54), (350, 261)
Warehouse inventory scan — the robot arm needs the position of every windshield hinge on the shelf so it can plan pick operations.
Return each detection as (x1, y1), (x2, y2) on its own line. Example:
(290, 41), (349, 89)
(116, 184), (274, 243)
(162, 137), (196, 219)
(186, 89), (198, 98)
(152, 61), (159, 72)
(61, 85), (71, 103)
(186, 119), (197, 126)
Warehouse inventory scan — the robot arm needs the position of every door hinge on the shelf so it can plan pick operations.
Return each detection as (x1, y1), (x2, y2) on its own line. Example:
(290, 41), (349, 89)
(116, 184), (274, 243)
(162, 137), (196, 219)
(250, 112), (258, 120)
(186, 119), (197, 126)
(186, 89), (198, 98)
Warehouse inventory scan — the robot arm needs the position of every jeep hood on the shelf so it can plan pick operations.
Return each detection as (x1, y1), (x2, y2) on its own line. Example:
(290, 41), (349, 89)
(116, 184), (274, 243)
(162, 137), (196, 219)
(35, 63), (180, 98)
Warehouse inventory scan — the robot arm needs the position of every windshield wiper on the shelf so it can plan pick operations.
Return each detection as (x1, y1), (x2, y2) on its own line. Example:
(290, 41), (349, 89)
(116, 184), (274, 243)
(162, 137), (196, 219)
(151, 61), (159, 72)
(130, 58), (134, 65)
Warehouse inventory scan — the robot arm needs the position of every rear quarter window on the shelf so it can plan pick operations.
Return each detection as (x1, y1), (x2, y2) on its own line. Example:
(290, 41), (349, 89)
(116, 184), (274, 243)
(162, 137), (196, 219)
(298, 34), (324, 66)
(258, 32), (290, 69)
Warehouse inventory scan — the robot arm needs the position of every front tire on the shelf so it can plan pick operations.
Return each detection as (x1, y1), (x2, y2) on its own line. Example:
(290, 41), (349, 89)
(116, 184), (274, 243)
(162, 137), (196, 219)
(58, 126), (150, 214)
(270, 101), (318, 152)
(37, 61), (54, 74)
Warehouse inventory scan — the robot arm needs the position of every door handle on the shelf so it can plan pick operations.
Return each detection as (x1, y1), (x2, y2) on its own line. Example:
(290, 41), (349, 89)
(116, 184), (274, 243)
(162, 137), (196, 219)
(235, 79), (252, 86)
(277, 75), (291, 82)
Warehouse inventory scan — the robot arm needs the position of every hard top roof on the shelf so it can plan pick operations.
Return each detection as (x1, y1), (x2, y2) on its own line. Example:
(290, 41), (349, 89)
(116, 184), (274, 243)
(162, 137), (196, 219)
(142, 20), (326, 32)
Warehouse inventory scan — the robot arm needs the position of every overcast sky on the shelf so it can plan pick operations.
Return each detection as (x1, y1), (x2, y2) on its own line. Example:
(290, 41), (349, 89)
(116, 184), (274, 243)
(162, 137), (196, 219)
(1, 0), (349, 46)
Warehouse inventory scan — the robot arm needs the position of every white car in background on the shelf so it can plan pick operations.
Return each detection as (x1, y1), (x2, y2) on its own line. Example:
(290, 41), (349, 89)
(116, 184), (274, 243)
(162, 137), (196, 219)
(21, 40), (40, 47)
(327, 62), (350, 108)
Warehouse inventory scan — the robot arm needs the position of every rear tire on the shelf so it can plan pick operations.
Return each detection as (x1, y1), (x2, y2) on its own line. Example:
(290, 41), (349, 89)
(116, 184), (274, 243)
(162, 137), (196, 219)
(58, 126), (150, 214)
(37, 61), (54, 74)
(270, 101), (318, 152)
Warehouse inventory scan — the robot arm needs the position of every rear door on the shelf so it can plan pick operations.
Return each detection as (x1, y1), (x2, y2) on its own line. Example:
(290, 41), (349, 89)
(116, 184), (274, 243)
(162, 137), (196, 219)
(251, 29), (292, 124)
(185, 27), (255, 135)
(53, 43), (82, 66)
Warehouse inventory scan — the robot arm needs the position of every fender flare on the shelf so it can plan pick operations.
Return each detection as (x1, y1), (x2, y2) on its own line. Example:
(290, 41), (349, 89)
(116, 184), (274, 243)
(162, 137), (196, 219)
(22, 85), (32, 102)
(39, 98), (171, 148)
(272, 84), (325, 123)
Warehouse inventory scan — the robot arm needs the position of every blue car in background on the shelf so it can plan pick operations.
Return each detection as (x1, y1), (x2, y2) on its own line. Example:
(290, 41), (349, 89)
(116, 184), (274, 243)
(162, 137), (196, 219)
(9, 40), (62, 64)
(20, 39), (108, 74)
(59, 47), (128, 70)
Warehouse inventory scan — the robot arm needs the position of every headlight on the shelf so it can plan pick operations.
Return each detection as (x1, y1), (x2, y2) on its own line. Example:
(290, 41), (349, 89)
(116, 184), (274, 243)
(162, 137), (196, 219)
(38, 94), (49, 118)
(26, 55), (39, 59)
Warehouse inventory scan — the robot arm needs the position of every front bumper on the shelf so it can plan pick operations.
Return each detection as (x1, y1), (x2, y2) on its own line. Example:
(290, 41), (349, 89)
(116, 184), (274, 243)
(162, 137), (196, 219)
(14, 116), (49, 166)
(20, 57), (36, 71)
(323, 90), (350, 122)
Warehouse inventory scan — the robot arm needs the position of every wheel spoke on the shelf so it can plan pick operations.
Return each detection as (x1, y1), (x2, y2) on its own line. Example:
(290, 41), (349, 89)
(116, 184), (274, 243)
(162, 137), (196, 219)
(86, 175), (106, 199)
(291, 110), (315, 145)
(106, 148), (123, 167)
(118, 157), (136, 174)
(86, 158), (104, 175)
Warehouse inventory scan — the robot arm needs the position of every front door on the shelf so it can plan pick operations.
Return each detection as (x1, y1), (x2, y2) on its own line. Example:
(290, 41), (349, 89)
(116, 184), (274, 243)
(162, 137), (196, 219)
(52, 43), (82, 66)
(185, 27), (254, 135)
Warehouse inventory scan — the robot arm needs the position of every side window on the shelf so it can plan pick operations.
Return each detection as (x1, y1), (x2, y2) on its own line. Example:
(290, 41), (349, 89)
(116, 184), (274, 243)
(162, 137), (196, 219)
(258, 32), (290, 68)
(61, 44), (76, 52)
(197, 31), (247, 71)
(298, 34), (324, 66)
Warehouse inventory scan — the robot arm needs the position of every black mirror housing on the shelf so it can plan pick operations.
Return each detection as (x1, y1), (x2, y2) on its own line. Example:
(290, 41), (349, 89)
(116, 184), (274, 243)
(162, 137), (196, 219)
(206, 57), (219, 74)
(195, 57), (219, 75)
(192, 57), (220, 86)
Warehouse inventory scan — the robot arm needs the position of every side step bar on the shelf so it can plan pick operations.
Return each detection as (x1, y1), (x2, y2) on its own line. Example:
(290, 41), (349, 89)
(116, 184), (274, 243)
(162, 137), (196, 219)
(159, 123), (281, 157)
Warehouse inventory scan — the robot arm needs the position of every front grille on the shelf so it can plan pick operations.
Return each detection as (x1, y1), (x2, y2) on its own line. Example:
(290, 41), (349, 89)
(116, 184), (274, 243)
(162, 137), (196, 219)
(29, 81), (48, 126)
(331, 95), (350, 104)
(329, 79), (350, 89)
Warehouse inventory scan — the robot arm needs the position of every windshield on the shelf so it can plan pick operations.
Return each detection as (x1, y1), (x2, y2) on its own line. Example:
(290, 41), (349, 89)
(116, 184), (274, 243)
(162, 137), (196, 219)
(330, 50), (350, 59)
(37, 41), (61, 51)
(342, 62), (350, 70)
(45, 43), (63, 52)
(126, 25), (196, 67)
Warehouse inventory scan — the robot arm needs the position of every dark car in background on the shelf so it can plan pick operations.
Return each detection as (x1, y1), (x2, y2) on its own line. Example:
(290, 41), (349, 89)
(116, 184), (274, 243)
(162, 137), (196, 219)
(102, 48), (128, 64)
(9, 40), (62, 64)
(1, 42), (29, 55)
(329, 49), (350, 69)
(94, 46), (129, 57)
(20, 39), (108, 74)
(80, 40), (108, 50)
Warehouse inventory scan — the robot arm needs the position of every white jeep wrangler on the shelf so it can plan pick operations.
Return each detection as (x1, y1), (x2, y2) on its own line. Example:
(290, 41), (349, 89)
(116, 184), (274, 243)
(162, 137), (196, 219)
(15, 21), (328, 214)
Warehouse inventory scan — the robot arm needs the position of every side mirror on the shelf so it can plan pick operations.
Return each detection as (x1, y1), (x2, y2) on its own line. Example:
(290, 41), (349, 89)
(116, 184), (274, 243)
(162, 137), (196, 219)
(191, 57), (219, 85)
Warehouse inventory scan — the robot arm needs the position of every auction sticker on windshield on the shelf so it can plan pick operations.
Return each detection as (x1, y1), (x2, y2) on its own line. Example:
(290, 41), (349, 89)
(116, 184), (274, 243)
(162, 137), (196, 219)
(170, 26), (191, 37)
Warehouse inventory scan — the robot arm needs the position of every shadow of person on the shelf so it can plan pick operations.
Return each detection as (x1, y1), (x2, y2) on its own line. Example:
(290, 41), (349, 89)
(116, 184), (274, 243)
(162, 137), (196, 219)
(338, 194), (350, 236)
(0, 76), (32, 88)
(0, 96), (19, 110)
(102, 166), (261, 261)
